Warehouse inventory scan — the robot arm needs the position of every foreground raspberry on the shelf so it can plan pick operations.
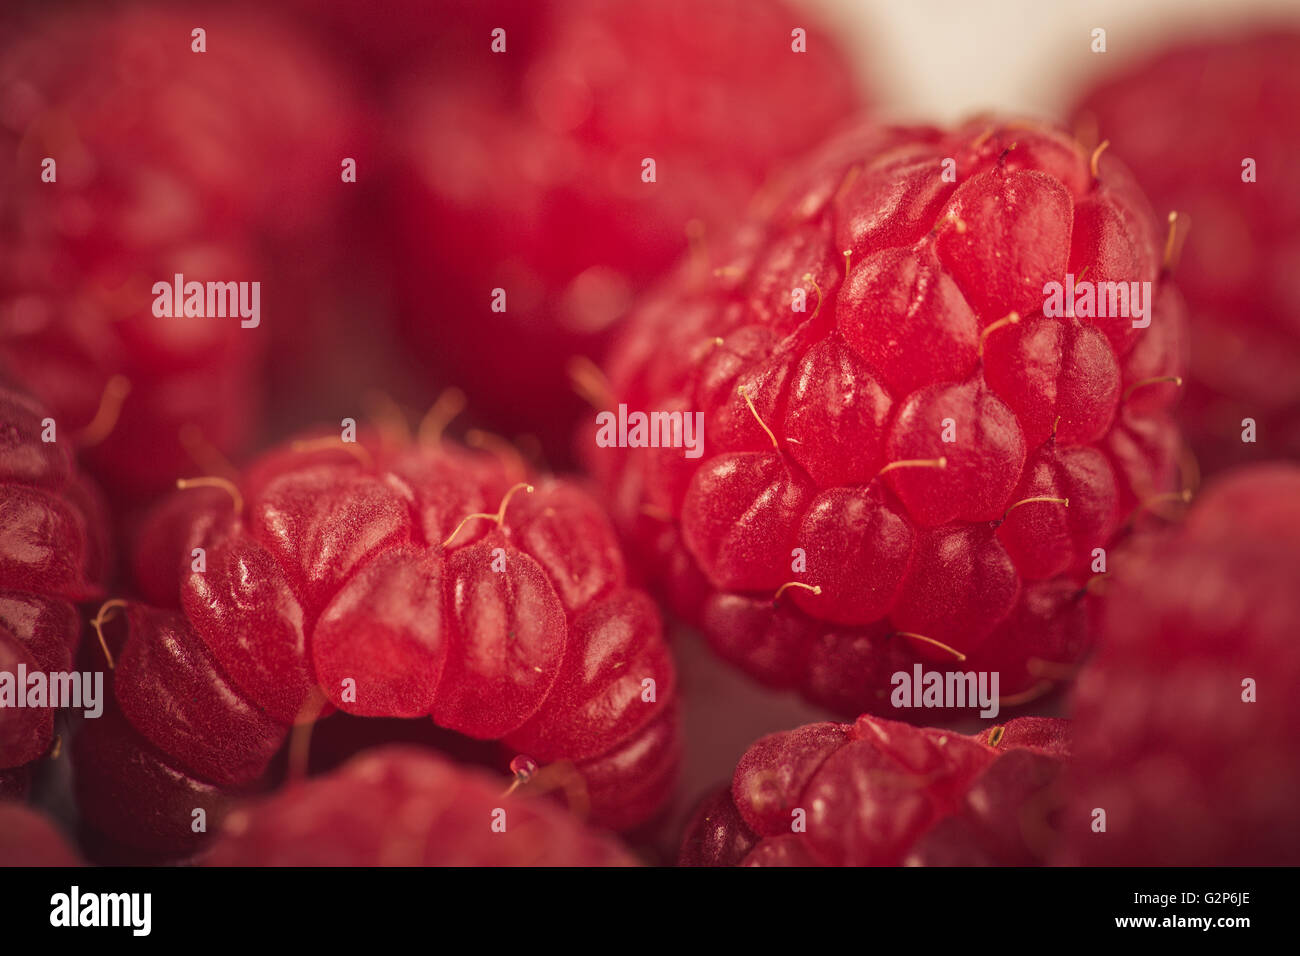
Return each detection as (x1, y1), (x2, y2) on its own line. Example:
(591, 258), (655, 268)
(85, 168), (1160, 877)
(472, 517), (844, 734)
(110, 424), (678, 846)
(1071, 31), (1300, 473)
(205, 746), (636, 866)
(0, 380), (107, 775)
(0, 4), (358, 503)
(591, 118), (1187, 716)
(1060, 464), (1300, 865)
(679, 714), (1068, 866)
(392, 0), (864, 459)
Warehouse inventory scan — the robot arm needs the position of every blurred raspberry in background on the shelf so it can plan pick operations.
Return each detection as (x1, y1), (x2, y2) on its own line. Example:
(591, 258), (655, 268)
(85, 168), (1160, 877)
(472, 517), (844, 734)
(1071, 29), (1300, 476)
(284, 0), (546, 91)
(0, 2), (364, 508)
(387, 0), (868, 464)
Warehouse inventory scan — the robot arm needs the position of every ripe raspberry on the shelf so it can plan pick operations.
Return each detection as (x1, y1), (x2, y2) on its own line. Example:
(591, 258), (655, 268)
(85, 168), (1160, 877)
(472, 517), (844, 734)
(679, 714), (1067, 866)
(591, 118), (1187, 716)
(1061, 463), (1300, 865)
(0, 4), (360, 503)
(0, 803), (82, 867)
(1071, 31), (1300, 474)
(122, 424), (679, 835)
(285, 0), (543, 88)
(391, 0), (864, 460)
(205, 746), (637, 866)
(0, 380), (107, 774)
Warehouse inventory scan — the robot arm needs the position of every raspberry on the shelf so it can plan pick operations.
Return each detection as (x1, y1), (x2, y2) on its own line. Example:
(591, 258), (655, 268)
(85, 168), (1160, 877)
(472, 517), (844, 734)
(0, 380), (107, 774)
(0, 4), (359, 503)
(0, 803), (82, 867)
(1071, 31), (1300, 473)
(591, 118), (1187, 716)
(121, 423), (679, 835)
(391, 0), (864, 460)
(204, 746), (636, 866)
(1060, 463), (1300, 865)
(286, 0), (543, 88)
(678, 714), (1067, 866)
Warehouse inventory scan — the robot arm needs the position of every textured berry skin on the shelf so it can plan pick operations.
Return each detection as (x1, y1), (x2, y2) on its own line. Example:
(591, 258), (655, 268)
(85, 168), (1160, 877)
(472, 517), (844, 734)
(0, 381), (107, 771)
(591, 118), (1187, 716)
(392, 0), (864, 459)
(0, 4), (359, 503)
(72, 699), (249, 861)
(1061, 464), (1300, 865)
(205, 746), (637, 866)
(0, 803), (82, 867)
(679, 714), (1068, 866)
(1071, 32), (1300, 474)
(99, 602), (289, 790)
(130, 430), (679, 832)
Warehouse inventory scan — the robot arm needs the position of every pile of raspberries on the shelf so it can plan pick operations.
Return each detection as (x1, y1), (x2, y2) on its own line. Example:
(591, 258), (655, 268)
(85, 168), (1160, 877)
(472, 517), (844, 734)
(1, 0), (1296, 869)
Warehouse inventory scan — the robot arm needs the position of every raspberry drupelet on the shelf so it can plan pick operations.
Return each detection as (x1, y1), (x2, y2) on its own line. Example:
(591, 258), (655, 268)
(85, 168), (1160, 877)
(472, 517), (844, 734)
(1061, 463), (1300, 865)
(1072, 31), (1300, 474)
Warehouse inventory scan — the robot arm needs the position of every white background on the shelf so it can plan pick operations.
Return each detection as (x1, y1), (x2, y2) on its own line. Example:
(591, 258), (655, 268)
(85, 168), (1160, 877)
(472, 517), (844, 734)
(806, 0), (1300, 123)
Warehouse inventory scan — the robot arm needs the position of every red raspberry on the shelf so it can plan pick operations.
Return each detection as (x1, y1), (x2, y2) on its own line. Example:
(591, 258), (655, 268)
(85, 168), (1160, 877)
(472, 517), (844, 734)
(678, 714), (1068, 866)
(1071, 31), (1300, 474)
(0, 4), (360, 503)
(80, 506), (281, 861)
(0, 803), (82, 867)
(591, 118), (1188, 716)
(285, 0), (543, 89)
(204, 746), (637, 866)
(114, 424), (679, 839)
(391, 0), (864, 460)
(0, 380), (107, 774)
(1061, 463), (1300, 865)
